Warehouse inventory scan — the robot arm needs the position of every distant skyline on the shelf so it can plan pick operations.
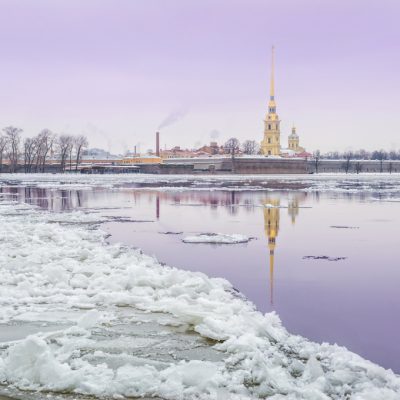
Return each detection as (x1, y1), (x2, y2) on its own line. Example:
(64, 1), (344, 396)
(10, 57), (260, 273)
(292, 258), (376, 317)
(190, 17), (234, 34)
(0, 0), (399, 154)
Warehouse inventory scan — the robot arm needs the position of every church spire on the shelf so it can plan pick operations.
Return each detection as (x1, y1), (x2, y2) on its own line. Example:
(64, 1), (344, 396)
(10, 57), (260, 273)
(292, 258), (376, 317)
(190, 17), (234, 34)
(270, 46), (275, 101)
(261, 46), (280, 156)
(267, 46), (277, 114)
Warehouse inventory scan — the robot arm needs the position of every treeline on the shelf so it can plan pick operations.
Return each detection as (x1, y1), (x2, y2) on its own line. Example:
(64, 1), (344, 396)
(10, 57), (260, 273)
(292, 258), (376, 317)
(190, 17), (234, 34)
(0, 126), (88, 173)
(321, 149), (400, 160)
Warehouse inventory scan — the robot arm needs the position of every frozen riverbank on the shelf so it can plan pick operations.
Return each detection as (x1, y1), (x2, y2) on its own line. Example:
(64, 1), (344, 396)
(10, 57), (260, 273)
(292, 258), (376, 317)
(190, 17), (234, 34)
(0, 190), (399, 398)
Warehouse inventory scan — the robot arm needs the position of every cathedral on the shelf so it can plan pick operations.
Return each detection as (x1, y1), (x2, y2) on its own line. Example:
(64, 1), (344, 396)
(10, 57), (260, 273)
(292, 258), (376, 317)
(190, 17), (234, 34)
(261, 47), (306, 156)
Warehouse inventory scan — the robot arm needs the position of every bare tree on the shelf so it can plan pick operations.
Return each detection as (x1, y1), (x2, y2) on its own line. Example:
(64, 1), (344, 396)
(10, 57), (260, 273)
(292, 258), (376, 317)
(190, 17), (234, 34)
(0, 135), (7, 173)
(3, 126), (22, 173)
(242, 140), (259, 155)
(313, 150), (321, 173)
(355, 161), (363, 174)
(57, 135), (74, 172)
(24, 137), (38, 173)
(68, 144), (74, 172)
(74, 135), (88, 172)
(37, 129), (55, 172)
(389, 150), (397, 161)
(224, 138), (241, 160)
(372, 150), (387, 172)
(343, 151), (353, 173)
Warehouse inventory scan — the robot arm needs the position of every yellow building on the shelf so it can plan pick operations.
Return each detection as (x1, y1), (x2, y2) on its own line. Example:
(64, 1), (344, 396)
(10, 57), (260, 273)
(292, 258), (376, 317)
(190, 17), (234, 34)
(120, 155), (162, 164)
(261, 47), (281, 156)
(288, 126), (305, 153)
(261, 48), (307, 156)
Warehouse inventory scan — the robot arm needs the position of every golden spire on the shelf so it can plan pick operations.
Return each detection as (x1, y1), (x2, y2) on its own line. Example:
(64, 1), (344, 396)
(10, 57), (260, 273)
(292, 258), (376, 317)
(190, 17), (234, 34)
(270, 46), (275, 100)
(261, 46), (280, 155)
(267, 46), (277, 115)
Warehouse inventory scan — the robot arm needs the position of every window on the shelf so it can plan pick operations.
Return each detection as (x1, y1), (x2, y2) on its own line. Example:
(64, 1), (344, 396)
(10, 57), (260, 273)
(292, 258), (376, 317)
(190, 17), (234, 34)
(268, 124), (271, 130)
(268, 138), (271, 144)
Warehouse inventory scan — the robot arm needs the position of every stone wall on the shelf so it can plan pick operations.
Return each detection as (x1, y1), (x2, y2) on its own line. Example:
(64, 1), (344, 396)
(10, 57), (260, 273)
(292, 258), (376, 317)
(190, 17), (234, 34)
(0, 164), (62, 173)
(138, 158), (308, 174)
(307, 160), (400, 174)
(2, 159), (399, 175)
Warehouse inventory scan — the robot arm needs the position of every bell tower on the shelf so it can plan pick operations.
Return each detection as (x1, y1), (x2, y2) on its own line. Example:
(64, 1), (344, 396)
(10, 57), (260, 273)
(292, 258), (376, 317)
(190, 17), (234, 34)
(288, 126), (299, 151)
(288, 125), (305, 153)
(261, 46), (281, 156)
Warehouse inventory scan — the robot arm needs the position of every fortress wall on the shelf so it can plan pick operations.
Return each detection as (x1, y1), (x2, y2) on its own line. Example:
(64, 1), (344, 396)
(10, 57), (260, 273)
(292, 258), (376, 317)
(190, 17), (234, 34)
(307, 160), (400, 173)
(141, 159), (400, 175)
(139, 158), (308, 174)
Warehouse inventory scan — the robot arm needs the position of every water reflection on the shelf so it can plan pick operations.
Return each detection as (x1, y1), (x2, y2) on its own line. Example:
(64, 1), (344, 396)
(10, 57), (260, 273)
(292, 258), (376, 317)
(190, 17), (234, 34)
(263, 194), (306, 306)
(264, 199), (280, 306)
(0, 183), (399, 372)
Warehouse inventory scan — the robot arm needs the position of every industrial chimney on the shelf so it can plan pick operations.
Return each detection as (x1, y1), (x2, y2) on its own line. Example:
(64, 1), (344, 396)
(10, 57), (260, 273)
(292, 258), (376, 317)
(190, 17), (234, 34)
(156, 131), (160, 157)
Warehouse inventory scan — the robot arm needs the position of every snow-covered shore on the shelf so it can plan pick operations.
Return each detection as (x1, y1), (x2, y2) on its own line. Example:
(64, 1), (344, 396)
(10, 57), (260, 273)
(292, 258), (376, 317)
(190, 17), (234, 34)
(0, 189), (399, 399)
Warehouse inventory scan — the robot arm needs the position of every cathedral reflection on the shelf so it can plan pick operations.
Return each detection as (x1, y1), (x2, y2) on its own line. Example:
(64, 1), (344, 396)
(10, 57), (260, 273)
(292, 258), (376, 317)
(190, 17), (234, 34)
(263, 194), (305, 306)
(264, 199), (280, 306)
(288, 197), (300, 224)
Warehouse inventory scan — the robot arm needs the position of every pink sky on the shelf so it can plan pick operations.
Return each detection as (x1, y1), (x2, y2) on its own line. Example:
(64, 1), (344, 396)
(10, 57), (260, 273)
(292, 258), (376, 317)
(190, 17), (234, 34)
(0, 0), (399, 154)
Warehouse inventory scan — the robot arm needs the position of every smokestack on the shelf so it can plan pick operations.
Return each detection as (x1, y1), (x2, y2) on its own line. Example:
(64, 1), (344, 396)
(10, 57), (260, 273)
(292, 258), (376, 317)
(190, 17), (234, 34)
(134, 145), (137, 156)
(156, 131), (160, 157)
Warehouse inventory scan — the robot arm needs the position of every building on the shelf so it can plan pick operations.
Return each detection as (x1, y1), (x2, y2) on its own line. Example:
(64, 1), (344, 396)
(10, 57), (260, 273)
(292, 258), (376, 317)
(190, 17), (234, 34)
(197, 142), (223, 156)
(261, 47), (281, 156)
(160, 146), (197, 159)
(288, 126), (305, 153)
(260, 47), (306, 157)
(121, 155), (162, 164)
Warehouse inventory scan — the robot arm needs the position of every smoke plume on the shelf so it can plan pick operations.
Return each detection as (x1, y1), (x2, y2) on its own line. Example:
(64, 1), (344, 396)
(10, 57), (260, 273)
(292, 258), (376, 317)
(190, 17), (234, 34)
(209, 129), (221, 140)
(158, 108), (188, 130)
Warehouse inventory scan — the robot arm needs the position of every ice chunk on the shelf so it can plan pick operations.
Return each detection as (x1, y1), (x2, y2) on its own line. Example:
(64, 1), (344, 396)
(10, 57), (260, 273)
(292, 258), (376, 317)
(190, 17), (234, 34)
(182, 233), (250, 244)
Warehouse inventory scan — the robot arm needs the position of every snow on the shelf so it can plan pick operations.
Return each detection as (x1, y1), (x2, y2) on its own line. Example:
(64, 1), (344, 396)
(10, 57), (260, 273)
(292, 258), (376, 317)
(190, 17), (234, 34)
(264, 203), (279, 208)
(0, 190), (399, 399)
(182, 233), (251, 244)
(2, 172), (400, 196)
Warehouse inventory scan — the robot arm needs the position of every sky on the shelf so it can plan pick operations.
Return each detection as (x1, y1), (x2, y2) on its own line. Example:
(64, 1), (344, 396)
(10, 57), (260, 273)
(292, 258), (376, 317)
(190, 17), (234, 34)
(0, 0), (399, 154)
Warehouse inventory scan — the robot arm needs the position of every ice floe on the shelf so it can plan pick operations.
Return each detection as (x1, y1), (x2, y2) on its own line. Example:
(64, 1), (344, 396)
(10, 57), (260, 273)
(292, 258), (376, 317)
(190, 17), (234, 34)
(182, 233), (251, 244)
(2, 172), (400, 196)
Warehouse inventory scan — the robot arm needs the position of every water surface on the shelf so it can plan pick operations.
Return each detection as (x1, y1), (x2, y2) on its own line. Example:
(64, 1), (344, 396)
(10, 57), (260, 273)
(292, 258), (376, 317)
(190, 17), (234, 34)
(1, 182), (399, 372)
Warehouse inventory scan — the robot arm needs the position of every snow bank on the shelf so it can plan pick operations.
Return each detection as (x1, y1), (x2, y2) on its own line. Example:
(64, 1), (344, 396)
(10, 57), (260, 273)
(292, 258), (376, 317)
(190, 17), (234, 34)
(0, 197), (399, 399)
(182, 233), (251, 244)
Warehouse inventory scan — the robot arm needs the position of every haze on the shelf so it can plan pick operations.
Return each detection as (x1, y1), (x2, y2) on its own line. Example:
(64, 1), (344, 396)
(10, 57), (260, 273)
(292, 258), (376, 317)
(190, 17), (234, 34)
(0, 0), (399, 154)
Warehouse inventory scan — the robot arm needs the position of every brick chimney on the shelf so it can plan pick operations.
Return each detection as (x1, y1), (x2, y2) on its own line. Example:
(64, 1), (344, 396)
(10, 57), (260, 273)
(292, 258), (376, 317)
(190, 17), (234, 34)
(156, 131), (160, 157)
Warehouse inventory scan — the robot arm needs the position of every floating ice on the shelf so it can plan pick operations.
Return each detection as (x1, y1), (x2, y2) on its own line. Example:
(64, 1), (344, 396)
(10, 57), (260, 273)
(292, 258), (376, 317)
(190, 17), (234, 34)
(182, 233), (251, 244)
(2, 172), (400, 195)
(264, 203), (278, 208)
